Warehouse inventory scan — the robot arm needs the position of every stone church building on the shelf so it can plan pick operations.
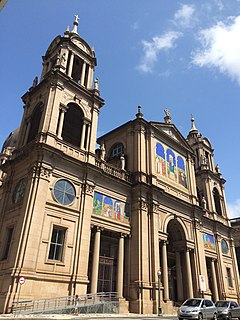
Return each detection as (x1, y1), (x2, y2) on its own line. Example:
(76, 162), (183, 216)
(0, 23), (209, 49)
(0, 17), (239, 314)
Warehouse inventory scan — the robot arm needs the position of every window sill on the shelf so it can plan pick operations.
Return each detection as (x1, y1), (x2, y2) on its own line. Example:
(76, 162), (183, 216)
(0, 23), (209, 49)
(45, 260), (65, 267)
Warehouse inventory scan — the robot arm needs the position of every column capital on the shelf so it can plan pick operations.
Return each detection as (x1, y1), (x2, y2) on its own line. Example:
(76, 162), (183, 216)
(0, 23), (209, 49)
(96, 226), (103, 232)
(59, 103), (68, 112)
(119, 232), (127, 238)
(162, 240), (168, 246)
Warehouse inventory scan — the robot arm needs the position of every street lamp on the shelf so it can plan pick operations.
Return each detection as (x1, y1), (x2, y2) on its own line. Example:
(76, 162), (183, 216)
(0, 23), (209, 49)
(157, 270), (162, 316)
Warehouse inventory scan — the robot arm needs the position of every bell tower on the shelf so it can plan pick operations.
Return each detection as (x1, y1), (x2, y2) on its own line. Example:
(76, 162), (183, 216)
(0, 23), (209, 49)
(17, 15), (104, 162)
(187, 116), (228, 218)
(0, 17), (105, 313)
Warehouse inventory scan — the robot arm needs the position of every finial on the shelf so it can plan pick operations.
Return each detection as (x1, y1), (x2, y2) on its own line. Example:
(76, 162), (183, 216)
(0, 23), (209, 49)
(64, 25), (70, 36)
(164, 108), (172, 124)
(91, 46), (95, 57)
(190, 114), (198, 132)
(71, 14), (79, 34)
(136, 104), (143, 119)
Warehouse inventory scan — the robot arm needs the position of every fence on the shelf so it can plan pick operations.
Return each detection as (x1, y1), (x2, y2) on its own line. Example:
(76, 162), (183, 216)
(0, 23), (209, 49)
(12, 292), (119, 315)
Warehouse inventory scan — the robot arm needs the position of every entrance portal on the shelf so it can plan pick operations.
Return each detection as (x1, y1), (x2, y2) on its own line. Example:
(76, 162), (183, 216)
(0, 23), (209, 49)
(165, 219), (187, 304)
(98, 234), (118, 292)
(88, 230), (118, 293)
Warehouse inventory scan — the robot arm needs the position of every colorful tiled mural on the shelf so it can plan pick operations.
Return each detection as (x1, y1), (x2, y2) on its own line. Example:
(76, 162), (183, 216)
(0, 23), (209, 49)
(155, 142), (187, 188)
(93, 192), (130, 223)
(202, 233), (215, 250)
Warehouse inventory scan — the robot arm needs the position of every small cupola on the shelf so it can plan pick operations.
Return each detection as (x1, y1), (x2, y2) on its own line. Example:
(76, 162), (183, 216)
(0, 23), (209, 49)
(187, 115), (201, 140)
(40, 15), (97, 90)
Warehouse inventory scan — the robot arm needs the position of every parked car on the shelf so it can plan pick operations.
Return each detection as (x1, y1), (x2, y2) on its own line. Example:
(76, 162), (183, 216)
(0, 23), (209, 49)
(216, 300), (239, 319)
(178, 298), (217, 320)
(224, 304), (240, 320)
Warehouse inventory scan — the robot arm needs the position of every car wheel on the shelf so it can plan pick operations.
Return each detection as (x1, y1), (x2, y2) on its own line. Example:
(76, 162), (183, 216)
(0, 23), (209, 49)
(198, 313), (203, 320)
(212, 313), (217, 320)
(228, 312), (232, 320)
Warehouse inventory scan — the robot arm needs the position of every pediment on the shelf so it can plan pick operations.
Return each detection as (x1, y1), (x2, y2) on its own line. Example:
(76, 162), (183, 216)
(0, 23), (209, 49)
(150, 122), (192, 153)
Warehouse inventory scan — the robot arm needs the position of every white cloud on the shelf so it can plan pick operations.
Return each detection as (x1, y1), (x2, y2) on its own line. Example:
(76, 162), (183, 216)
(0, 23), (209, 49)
(192, 16), (240, 84)
(174, 4), (195, 27)
(137, 31), (182, 73)
(227, 198), (240, 218)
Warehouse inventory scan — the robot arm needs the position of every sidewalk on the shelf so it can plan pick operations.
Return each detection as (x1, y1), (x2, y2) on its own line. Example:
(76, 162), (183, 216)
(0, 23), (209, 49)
(0, 313), (163, 319)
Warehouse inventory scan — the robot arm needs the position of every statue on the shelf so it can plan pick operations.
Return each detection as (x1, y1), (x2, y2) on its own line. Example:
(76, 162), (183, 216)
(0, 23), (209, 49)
(215, 164), (220, 173)
(61, 52), (66, 64)
(202, 196), (207, 210)
(56, 52), (61, 65)
(120, 154), (125, 171)
(33, 76), (38, 87)
(100, 143), (105, 161)
(164, 108), (172, 124)
(94, 78), (99, 90)
(164, 108), (171, 117)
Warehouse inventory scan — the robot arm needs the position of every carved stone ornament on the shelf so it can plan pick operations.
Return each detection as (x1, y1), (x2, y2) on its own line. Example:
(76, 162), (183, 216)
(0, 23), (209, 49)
(193, 218), (202, 230)
(85, 182), (95, 195)
(31, 163), (53, 179)
(140, 199), (148, 211)
(152, 201), (160, 213)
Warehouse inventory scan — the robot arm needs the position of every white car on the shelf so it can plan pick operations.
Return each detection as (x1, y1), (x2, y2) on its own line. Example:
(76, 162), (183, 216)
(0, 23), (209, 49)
(178, 298), (217, 320)
(226, 305), (240, 320)
(216, 300), (239, 319)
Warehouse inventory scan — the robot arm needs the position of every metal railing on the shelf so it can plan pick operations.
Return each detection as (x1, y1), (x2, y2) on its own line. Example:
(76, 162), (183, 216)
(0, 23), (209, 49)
(12, 292), (119, 315)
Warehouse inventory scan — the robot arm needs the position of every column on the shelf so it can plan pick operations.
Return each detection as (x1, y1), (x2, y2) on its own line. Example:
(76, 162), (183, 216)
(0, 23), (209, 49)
(80, 122), (86, 149)
(117, 234), (124, 298)
(185, 249), (193, 298)
(87, 66), (94, 89)
(211, 259), (219, 302)
(176, 251), (184, 301)
(57, 107), (66, 138)
(162, 241), (169, 301)
(47, 61), (52, 72)
(67, 52), (74, 77)
(80, 61), (86, 86)
(23, 120), (31, 145)
(90, 228), (101, 293)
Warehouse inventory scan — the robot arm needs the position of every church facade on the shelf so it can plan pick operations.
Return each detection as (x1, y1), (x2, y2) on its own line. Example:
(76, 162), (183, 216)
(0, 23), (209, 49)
(0, 17), (239, 314)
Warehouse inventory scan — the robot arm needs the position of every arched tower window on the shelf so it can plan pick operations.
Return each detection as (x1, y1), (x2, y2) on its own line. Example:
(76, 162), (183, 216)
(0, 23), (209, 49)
(62, 103), (84, 147)
(27, 104), (42, 143)
(72, 56), (83, 83)
(213, 187), (222, 215)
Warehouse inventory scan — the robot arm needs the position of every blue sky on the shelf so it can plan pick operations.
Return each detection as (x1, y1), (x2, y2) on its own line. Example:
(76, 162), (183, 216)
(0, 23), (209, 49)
(1, 0), (240, 217)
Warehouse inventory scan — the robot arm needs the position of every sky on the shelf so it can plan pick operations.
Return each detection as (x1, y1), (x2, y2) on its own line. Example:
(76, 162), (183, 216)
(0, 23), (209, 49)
(0, 0), (240, 217)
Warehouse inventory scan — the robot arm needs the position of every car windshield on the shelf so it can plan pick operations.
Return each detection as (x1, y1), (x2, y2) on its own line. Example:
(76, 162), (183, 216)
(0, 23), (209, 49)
(216, 301), (229, 307)
(183, 299), (202, 307)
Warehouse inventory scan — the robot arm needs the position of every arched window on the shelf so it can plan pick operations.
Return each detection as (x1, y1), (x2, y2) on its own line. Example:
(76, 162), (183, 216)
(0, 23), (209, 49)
(156, 143), (165, 159)
(62, 103), (84, 147)
(213, 187), (222, 215)
(72, 56), (83, 83)
(27, 104), (42, 143)
(110, 143), (124, 158)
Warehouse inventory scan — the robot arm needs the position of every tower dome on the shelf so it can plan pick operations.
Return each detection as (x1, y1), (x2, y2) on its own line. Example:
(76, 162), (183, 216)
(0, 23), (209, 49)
(40, 15), (96, 88)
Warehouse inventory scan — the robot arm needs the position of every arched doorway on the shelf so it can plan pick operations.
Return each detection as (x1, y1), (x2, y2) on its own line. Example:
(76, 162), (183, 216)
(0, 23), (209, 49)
(167, 219), (186, 304)
(160, 218), (193, 305)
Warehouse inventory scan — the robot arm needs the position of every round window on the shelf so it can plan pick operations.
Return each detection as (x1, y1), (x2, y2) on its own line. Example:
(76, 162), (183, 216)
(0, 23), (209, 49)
(53, 179), (76, 205)
(221, 239), (229, 254)
(12, 178), (27, 204)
